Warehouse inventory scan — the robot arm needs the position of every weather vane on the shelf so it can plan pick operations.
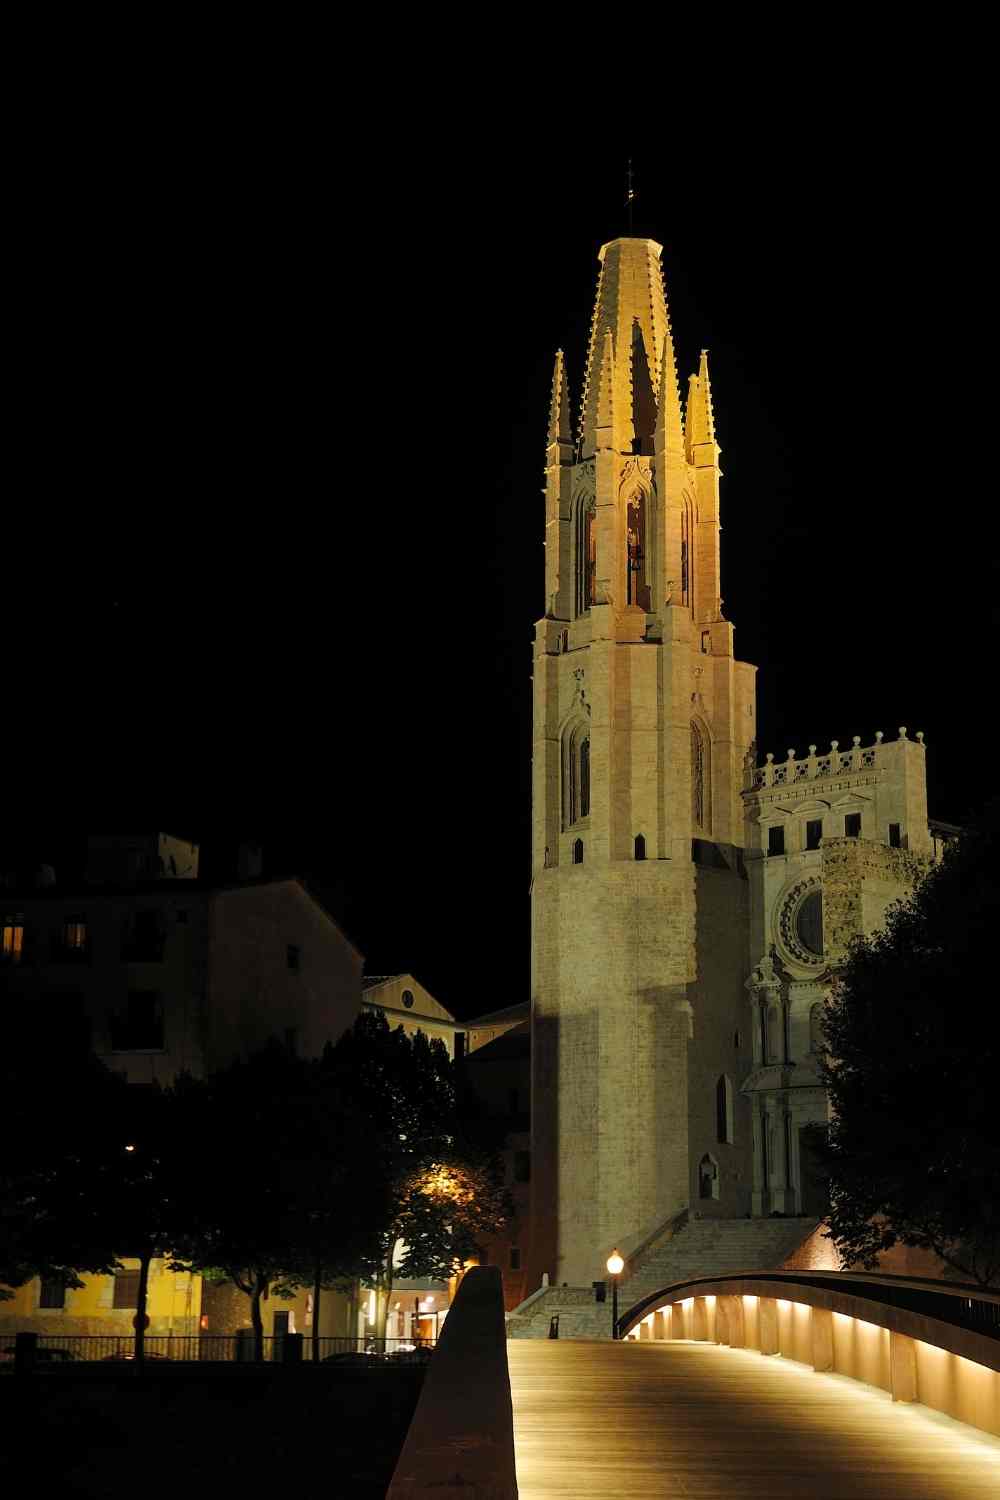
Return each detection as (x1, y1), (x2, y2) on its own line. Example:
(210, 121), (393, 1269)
(626, 159), (636, 233)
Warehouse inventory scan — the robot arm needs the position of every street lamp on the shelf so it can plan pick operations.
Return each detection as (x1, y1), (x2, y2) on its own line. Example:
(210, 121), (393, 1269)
(606, 1250), (624, 1339)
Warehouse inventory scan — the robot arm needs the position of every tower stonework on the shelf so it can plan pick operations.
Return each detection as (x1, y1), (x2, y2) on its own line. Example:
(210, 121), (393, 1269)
(530, 239), (757, 1287)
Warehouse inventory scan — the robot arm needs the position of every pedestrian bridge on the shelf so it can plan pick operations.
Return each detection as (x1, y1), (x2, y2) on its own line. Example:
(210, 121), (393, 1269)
(389, 1268), (1000, 1499)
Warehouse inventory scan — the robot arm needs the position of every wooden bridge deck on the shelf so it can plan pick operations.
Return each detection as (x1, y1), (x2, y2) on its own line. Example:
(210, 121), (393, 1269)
(508, 1340), (1000, 1498)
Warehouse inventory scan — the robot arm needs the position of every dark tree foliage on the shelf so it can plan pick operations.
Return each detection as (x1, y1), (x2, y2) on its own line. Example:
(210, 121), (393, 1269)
(812, 799), (1000, 1286)
(0, 1010), (127, 1295)
(325, 1011), (510, 1338)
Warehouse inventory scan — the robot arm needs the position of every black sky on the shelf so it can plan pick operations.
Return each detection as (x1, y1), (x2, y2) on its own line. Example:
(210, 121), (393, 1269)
(8, 82), (998, 1018)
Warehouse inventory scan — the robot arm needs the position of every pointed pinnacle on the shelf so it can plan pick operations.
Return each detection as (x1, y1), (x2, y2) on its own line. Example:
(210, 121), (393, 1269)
(655, 327), (684, 454)
(547, 349), (573, 447)
(687, 350), (717, 451)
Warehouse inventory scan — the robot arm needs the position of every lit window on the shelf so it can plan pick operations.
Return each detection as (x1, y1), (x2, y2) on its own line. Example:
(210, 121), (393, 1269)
(2, 917), (24, 964)
(64, 917), (87, 950)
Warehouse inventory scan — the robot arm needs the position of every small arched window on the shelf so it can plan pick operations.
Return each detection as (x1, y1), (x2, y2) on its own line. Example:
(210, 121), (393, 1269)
(716, 1075), (735, 1144)
(576, 499), (596, 615)
(698, 1153), (720, 1201)
(572, 839), (584, 865)
(625, 490), (650, 610)
(634, 834), (646, 860)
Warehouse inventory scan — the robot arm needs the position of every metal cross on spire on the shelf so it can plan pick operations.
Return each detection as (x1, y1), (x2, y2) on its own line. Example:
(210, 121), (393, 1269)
(626, 159), (636, 234)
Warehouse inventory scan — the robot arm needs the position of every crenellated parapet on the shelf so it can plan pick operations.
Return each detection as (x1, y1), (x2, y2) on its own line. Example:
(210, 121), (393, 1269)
(744, 727), (924, 793)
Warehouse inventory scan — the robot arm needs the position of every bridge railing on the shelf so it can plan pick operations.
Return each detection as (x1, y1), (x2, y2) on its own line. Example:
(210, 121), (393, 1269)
(388, 1266), (517, 1499)
(619, 1269), (1000, 1438)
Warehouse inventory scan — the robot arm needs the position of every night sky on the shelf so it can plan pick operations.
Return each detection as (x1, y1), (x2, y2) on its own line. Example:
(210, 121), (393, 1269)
(8, 105), (997, 1020)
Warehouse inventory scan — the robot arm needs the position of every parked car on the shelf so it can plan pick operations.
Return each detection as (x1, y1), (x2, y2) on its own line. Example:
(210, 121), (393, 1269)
(0, 1345), (78, 1363)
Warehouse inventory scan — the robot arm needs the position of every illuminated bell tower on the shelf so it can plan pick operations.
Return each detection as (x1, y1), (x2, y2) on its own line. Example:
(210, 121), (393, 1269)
(530, 238), (757, 1287)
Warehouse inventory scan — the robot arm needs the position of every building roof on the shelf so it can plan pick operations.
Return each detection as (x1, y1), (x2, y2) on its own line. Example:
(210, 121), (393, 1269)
(464, 1001), (530, 1029)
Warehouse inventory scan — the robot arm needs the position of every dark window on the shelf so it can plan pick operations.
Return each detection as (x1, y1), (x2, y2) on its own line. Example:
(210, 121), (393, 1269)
(716, 1075), (734, 1144)
(579, 738), (590, 819)
(806, 819), (823, 851)
(286, 944), (301, 973)
(733, 1029), (741, 1050)
(572, 839), (584, 865)
(888, 823), (902, 849)
(845, 813), (862, 839)
(113, 1269), (140, 1309)
(176, 909), (188, 925)
(122, 910), (164, 962)
(767, 826), (785, 857)
(401, 989), (414, 1009)
(111, 991), (163, 1051)
(634, 834), (646, 861)
(39, 1278), (66, 1309)
(514, 1150), (531, 1183)
(509, 1247), (521, 1271)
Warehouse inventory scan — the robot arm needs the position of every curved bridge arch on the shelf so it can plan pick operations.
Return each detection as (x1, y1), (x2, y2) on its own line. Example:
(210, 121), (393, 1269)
(617, 1269), (1000, 1437)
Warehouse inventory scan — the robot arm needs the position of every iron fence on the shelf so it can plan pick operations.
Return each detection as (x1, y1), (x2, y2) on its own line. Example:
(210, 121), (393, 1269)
(1, 1333), (436, 1366)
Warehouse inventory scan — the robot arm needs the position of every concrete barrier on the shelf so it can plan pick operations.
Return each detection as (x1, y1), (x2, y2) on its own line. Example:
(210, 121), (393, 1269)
(388, 1266), (517, 1499)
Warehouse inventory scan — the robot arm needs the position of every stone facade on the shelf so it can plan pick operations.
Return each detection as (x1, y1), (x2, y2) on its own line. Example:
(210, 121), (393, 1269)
(530, 239), (756, 1288)
(527, 236), (948, 1301)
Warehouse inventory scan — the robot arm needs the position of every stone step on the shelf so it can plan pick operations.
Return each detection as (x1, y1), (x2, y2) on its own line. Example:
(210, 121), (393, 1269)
(508, 1217), (818, 1339)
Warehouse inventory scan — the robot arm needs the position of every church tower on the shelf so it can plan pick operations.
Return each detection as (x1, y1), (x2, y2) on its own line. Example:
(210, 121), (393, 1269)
(530, 239), (757, 1286)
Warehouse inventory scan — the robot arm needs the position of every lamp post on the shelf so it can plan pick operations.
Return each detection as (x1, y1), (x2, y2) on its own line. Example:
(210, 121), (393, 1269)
(606, 1250), (624, 1340)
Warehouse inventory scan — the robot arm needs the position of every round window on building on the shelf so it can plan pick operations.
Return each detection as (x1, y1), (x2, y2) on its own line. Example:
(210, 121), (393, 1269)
(795, 890), (823, 956)
(402, 989), (414, 1009)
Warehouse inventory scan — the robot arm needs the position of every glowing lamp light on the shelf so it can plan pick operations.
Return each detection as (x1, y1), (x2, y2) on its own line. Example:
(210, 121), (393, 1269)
(606, 1250), (625, 1276)
(125, 1144), (136, 1152)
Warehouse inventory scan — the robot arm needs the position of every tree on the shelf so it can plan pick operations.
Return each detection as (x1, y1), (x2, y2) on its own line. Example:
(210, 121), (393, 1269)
(327, 1011), (510, 1339)
(812, 799), (1000, 1286)
(0, 1012), (127, 1300)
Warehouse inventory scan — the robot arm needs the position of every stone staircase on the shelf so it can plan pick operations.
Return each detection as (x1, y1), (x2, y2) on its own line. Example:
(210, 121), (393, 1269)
(507, 1216), (818, 1340)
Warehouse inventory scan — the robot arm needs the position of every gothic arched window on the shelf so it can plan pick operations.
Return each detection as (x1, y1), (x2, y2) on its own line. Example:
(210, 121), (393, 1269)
(564, 722), (591, 827)
(572, 839), (584, 865)
(634, 833), (646, 860)
(625, 491), (650, 611)
(691, 721), (708, 831)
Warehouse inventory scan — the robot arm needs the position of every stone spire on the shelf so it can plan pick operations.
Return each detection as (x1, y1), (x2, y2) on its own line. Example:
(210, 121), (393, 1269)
(547, 349), (573, 449)
(578, 238), (668, 457)
(686, 349), (717, 459)
(593, 329), (615, 449)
